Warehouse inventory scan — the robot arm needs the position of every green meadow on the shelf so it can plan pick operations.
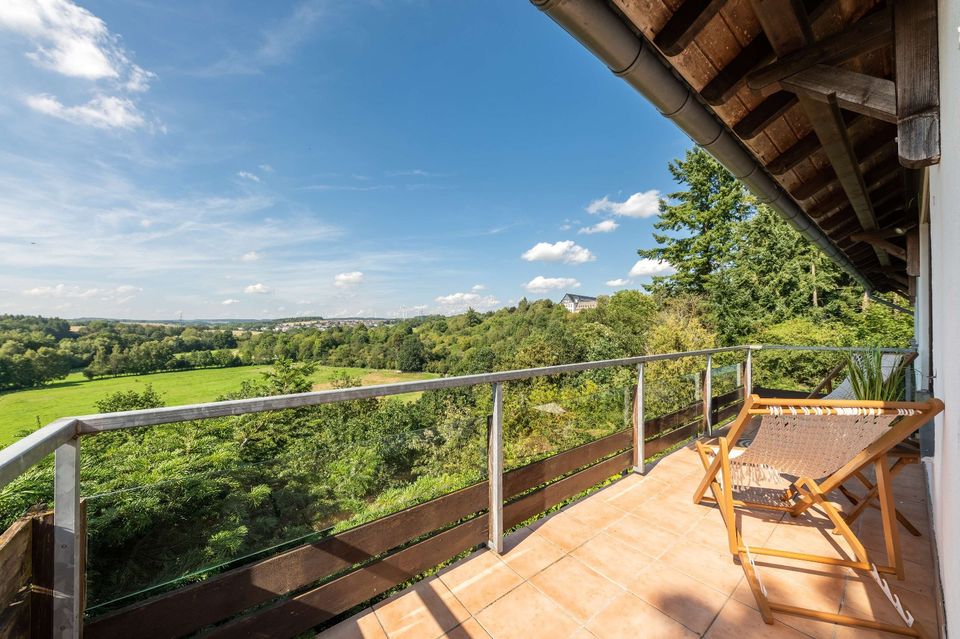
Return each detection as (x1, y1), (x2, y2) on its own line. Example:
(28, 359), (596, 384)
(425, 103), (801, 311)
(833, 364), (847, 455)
(0, 365), (438, 445)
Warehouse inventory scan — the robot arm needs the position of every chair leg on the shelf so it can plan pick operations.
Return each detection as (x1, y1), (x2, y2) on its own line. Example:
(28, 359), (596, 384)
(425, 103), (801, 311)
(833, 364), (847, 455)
(875, 458), (905, 580)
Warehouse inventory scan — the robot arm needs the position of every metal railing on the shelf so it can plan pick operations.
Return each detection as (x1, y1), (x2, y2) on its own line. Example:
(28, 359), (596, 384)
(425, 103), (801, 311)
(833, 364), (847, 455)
(0, 343), (916, 638)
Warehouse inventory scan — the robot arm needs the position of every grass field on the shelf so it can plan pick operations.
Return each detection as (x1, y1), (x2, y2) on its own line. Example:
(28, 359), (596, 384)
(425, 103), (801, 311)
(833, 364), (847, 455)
(0, 365), (438, 445)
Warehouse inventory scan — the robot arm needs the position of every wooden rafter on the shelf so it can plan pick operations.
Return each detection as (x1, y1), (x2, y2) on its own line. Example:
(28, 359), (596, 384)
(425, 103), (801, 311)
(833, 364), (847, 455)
(781, 66), (896, 123)
(849, 232), (907, 261)
(749, 0), (890, 267)
(790, 137), (893, 201)
(733, 91), (797, 139)
(765, 112), (861, 175)
(746, 7), (892, 91)
(654, 0), (727, 56)
(894, 0), (940, 168)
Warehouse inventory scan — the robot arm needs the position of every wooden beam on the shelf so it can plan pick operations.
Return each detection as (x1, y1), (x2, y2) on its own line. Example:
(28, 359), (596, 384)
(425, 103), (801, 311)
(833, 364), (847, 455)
(849, 232), (907, 261)
(750, 0), (889, 266)
(765, 112), (860, 175)
(906, 230), (920, 276)
(655, 0), (727, 56)
(790, 136), (894, 200)
(747, 7), (892, 91)
(894, 0), (940, 168)
(733, 91), (797, 139)
(782, 65), (897, 123)
(702, 36), (774, 105)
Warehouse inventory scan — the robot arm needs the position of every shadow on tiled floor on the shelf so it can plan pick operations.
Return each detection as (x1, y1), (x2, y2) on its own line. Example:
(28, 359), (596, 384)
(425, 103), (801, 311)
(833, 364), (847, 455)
(318, 443), (941, 639)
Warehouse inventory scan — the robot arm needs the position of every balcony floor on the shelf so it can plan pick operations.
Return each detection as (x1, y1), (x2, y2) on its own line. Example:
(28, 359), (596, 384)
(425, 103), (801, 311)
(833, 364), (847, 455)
(318, 444), (940, 639)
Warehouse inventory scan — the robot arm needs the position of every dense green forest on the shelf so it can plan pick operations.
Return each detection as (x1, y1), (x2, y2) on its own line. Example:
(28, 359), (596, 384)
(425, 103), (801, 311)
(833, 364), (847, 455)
(0, 147), (914, 615)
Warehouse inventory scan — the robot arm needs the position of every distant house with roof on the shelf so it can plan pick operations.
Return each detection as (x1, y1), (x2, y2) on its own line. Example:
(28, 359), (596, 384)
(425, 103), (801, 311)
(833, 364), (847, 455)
(560, 293), (597, 313)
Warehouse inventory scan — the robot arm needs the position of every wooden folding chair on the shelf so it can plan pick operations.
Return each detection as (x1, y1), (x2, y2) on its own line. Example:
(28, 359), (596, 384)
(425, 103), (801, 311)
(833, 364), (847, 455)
(692, 395), (943, 637)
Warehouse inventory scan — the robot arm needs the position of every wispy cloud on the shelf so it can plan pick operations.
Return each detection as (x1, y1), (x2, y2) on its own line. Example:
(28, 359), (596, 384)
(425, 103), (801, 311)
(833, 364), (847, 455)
(197, 0), (328, 75)
(523, 276), (579, 294)
(241, 251), (261, 262)
(587, 190), (661, 218)
(578, 220), (619, 234)
(629, 259), (675, 278)
(222, 298), (240, 305)
(237, 171), (261, 183)
(23, 283), (141, 301)
(300, 184), (394, 192)
(521, 240), (595, 264)
(25, 94), (146, 130)
(606, 278), (630, 287)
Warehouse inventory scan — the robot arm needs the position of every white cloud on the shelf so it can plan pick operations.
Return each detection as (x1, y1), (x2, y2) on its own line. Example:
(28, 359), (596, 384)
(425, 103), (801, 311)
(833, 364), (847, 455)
(0, 0), (153, 87)
(587, 190), (661, 218)
(2, 0), (155, 129)
(523, 276), (580, 294)
(23, 283), (141, 300)
(241, 251), (260, 262)
(237, 171), (261, 183)
(259, 164), (274, 173)
(244, 283), (271, 294)
(334, 271), (364, 288)
(629, 259), (676, 278)
(606, 278), (631, 287)
(521, 240), (595, 264)
(434, 291), (500, 313)
(25, 94), (145, 129)
(578, 220), (619, 234)
(471, 284), (486, 292)
(222, 298), (240, 305)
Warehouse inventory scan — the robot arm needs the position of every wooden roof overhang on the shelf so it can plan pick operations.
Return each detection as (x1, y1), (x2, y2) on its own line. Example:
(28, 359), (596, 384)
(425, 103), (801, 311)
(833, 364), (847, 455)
(535, 0), (940, 298)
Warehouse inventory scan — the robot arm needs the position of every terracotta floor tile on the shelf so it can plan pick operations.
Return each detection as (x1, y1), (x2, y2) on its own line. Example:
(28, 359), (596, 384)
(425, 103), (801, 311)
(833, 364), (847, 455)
(570, 532), (654, 589)
(474, 583), (580, 639)
(626, 560), (729, 634)
(658, 542), (744, 595)
(317, 609), (386, 639)
(439, 550), (524, 614)
(606, 476), (671, 512)
(586, 591), (698, 639)
(570, 629), (598, 639)
(604, 512), (679, 557)
(562, 497), (627, 530)
(530, 556), (624, 623)
(500, 527), (565, 579)
(440, 619), (491, 639)
(373, 577), (471, 639)
(704, 599), (814, 639)
(841, 573), (939, 630)
(731, 558), (845, 613)
(631, 496), (708, 536)
(596, 474), (643, 502)
(528, 510), (598, 552)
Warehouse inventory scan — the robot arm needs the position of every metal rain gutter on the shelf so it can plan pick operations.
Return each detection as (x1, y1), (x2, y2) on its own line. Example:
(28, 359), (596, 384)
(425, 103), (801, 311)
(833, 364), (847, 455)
(530, 0), (873, 291)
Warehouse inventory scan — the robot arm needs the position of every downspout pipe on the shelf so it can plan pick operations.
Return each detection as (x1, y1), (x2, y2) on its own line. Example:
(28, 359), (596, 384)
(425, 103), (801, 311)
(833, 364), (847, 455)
(531, 0), (873, 291)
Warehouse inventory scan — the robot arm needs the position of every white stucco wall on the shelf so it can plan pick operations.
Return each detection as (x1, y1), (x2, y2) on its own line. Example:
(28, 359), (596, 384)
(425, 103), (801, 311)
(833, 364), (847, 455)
(927, 0), (960, 632)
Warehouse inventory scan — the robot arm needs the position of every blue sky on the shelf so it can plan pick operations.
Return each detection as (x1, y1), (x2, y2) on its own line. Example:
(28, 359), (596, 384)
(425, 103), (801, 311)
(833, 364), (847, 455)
(0, 0), (691, 320)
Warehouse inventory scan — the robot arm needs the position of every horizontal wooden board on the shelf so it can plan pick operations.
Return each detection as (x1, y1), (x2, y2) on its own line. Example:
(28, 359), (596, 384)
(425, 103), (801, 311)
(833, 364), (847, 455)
(645, 403), (703, 438)
(206, 517), (488, 639)
(504, 451), (633, 529)
(713, 386), (744, 407)
(0, 517), (31, 611)
(645, 423), (698, 458)
(0, 592), (30, 639)
(86, 481), (489, 639)
(504, 429), (631, 499)
(31, 512), (53, 639)
(713, 401), (745, 424)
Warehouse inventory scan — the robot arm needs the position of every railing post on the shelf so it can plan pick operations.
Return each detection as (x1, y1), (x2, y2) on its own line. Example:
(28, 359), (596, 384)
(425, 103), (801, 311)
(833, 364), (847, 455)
(745, 347), (753, 396)
(487, 382), (503, 554)
(53, 437), (81, 639)
(704, 354), (713, 436)
(633, 363), (645, 474)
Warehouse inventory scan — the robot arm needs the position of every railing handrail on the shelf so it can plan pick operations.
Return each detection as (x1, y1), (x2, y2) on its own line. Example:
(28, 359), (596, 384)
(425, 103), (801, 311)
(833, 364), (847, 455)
(0, 342), (916, 489)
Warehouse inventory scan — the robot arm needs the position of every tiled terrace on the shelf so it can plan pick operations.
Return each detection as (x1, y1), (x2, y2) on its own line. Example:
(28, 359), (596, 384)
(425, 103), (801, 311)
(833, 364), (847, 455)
(318, 444), (940, 639)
